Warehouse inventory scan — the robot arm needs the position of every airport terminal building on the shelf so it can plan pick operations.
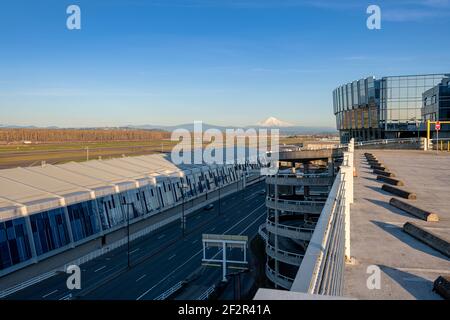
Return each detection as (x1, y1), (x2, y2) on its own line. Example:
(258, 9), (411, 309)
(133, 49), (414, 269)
(332, 73), (450, 142)
(0, 153), (260, 281)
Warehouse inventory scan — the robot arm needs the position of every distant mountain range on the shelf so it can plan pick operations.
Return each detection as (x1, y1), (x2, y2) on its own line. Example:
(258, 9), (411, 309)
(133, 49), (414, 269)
(0, 117), (337, 135)
(124, 117), (337, 135)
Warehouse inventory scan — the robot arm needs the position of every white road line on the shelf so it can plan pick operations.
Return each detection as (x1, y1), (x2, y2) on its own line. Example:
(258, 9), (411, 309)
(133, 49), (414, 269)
(224, 203), (265, 234)
(168, 254), (176, 260)
(136, 202), (265, 300)
(130, 248), (140, 254)
(136, 274), (147, 282)
(244, 194), (258, 201)
(42, 289), (58, 298)
(157, 234), (166, 240)
(210, 227), (216, 232)
(239, 211), (266, 235)
(192, 240), (198, 244)
(94, 266), (106, 273)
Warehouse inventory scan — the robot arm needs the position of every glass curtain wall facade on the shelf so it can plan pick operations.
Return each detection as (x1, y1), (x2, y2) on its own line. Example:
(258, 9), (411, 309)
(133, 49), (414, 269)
(422, 78), (450, 137)
(333, 73), (450, 142)
(0, 162), (258, 276)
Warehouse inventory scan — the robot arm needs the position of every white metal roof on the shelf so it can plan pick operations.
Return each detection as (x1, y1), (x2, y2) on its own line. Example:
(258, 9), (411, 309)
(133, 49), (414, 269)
(0, 153), (227, 222)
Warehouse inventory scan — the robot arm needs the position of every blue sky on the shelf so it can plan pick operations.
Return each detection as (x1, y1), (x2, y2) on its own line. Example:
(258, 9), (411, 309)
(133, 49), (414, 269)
(0, 0), (450, 127)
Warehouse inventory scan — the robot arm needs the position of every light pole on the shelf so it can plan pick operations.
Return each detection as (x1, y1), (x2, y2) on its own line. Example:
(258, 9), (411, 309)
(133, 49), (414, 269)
(218, 175), (222, 215)
(122, 201), (135, 269)
(181, 184), (189, 237)
(415, 119), (421, 140)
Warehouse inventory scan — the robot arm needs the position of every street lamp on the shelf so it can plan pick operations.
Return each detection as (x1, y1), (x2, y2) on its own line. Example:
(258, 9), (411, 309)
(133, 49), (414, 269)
(122, 201), (136, 269)
(416, 119), (421, 140)
(411, 117), (421, 141)
(181, 183), (189, 237)
(218, 175), (223, 215)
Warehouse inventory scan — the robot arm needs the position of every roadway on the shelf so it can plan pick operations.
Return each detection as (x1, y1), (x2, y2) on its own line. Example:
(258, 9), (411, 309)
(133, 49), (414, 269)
(6, 181), (266, 300)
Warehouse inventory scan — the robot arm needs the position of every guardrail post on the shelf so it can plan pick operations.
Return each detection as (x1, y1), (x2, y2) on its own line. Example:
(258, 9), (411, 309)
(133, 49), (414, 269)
(342, 148), (354, 262)
(340, 165), (352, 262)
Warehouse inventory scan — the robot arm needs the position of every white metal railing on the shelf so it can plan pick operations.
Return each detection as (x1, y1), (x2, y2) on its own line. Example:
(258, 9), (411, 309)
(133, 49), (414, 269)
(0, 270), (58, 299)
(266, 197), (326, 207)
(266, 244), (304, 265)
(429, 138), (450, 151)
(266, 219), (314, 233)
(265, 264), (294, 290)
(355, 137), (419, 147)
(266, 197), (325, 213)
(290, 139), (354, 296)
(197, 285), (215, 300)
(258, 224), (268, 241)
(154, 281), (184, 300)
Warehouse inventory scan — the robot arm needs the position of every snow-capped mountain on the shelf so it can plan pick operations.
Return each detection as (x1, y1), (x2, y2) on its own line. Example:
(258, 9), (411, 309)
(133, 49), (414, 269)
(256, 117), (294, 128)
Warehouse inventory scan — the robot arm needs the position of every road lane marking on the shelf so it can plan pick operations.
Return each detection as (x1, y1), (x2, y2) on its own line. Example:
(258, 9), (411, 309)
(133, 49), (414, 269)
(136, 203), (265, 300)
(192, 240), (198, 244)
(244, 194), (258, 201)
(42, 289), (58, 298)
(157, 234), (165, 240)
(224, 203), (265, 234)
(210, 227), (215, 232)
(239, 211), (266, 235)
(94, 266), (106, 273)
(130, 248), (140, 254)
(168, 254), (176, 260)
(136, 274), (147, 282)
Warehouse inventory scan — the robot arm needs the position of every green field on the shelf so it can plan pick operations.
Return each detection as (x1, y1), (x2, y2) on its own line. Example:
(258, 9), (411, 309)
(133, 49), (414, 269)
(0, 135), (335, 169)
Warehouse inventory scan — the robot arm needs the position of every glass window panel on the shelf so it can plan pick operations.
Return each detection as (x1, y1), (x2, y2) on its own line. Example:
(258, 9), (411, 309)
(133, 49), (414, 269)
(407, 77), (417, 87)
(399, 79), (408, 88)
(399, 87), (408, 98)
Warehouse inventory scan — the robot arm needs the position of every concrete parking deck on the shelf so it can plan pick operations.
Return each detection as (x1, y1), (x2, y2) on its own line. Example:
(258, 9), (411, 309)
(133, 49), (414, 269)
(344, 149), (450, 300)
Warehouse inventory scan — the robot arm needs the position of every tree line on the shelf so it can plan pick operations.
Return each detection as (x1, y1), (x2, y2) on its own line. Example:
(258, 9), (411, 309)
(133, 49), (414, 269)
(0, 128), (171, 143)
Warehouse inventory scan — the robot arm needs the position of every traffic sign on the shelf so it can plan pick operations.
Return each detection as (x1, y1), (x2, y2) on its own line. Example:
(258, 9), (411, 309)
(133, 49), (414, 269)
(436, 122), (441, 131)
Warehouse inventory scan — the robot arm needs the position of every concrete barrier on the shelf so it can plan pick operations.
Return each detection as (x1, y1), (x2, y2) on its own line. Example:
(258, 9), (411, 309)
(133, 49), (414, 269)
(382, 184), (417, 199)
(389, 198), (439, 222)
(373, 169), (395, 177)
(376, 176), (404, 186)
(433, 276), (450, 300)
(403, 222), (450, 258)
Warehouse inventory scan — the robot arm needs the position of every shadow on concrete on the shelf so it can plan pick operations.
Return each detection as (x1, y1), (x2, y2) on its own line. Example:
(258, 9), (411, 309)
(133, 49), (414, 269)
(371, 220), (448, 260)
(366, 185), (392, 197)
(378, 265), (441, 300)
(365, 177), (382, 183)
(365, 198), (418, 220)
